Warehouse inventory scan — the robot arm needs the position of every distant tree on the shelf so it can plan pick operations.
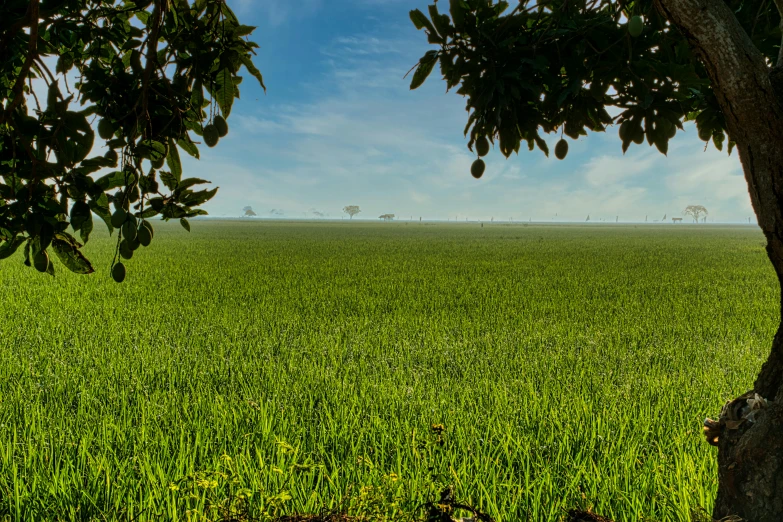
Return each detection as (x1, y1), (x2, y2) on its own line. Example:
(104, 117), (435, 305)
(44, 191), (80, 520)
(343, 205), (361, 219)
(379, 214), (395, 222)
(684, 205), (709, 223)
(0, 0), (265, 283)
(409, 1), (783, 518)
(270, 209), (284, 217)
(243, 207), (257, 217)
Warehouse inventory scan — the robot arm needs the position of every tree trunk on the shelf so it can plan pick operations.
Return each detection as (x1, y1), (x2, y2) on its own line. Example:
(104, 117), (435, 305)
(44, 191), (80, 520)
(653, 0), (783, 520)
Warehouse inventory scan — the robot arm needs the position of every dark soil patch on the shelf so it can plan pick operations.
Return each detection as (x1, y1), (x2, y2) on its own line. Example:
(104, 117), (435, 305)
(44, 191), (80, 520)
(272, 512), (615, 522)
(566, 510), (616, 522)
(267, 508), (616, 522)
(273, 515), (360, 522)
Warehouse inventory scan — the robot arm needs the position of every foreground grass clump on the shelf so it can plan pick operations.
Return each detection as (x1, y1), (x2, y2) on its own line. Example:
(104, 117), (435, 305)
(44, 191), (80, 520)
(0, 221), (776, 521)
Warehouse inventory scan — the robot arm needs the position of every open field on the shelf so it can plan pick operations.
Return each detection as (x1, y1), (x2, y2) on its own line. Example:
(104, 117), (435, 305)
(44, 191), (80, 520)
(0, 221), (777, 521)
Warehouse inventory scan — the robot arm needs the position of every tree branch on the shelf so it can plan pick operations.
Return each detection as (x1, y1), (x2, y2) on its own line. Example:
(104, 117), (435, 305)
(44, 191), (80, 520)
(774, 0), (783, 66)
(33, 56), (56, 86)
(140, 0), (163, 133)
(0, 0), (40, 125)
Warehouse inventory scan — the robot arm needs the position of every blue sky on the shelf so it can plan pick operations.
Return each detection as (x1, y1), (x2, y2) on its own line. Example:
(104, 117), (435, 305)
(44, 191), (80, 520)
(181, 0), (755, 223)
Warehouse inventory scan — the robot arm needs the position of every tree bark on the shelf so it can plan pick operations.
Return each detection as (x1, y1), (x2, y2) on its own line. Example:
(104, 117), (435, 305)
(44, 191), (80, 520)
(652, 0), (783, 520)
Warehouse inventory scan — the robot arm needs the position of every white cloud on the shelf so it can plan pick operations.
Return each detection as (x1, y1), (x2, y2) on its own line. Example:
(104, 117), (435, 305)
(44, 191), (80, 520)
(665, 154), (746, 201)
(233, 0), (321, 26)
(182, 155), (309, 217)
(322, 35), (404, 57)
(234, 114), (288, 134)
(662, 148), (753, 220)
(583, 150), (659, 186)
(410, 190), (431, 203)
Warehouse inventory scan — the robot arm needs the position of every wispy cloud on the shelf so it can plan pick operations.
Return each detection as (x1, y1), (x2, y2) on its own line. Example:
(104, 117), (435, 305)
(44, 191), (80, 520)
(234, 0), (322, 26)
(583, 150), (660, 187)
(665, 150), (746, 202)
(233, 114), (288, 134)
(410, 190), (431, 204)
(321, 35), (404, 57)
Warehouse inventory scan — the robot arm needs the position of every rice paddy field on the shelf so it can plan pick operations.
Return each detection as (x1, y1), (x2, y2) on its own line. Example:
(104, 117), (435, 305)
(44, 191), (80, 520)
(0, 220), (778, 522)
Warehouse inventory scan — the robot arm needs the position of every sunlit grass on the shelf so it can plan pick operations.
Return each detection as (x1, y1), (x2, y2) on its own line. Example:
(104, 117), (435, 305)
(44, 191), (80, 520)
(0, 221), (776, 521)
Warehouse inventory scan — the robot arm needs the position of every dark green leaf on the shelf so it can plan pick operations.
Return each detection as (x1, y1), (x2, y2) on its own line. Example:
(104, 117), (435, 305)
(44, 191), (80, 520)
(176, 178), (209, 191)
(534, 135), (549, 157)
(89, 197), (113, 235)
(240, 55), (267, 92)
(160, 171), (179, 191)
(410, 52), (438, 90)
(79, 213), (93, 244)
(148, 197), (165, 212)
(428, 5), (453, 39)
(95, 171), (132, 191)
(70, 200), (92, 233)
(176, 136), (200, 159)
(137, 140), (167, 162)
(409, 9), (431, 30)
(39, 222), (55, 252)
(56, 54), (73, 75)
(179, 187), (217, 207)
(51, 233), (95, 274)
(62, 111), (95, 164)
(654, 134), (669, 155)
(166, 137), (182, 181)
(0, 237), (26, 260)
(215, 68), (234, 118)
(449, 0), (467, 30)
(712, 131), (725, 152)
(235, 24), (256, 37)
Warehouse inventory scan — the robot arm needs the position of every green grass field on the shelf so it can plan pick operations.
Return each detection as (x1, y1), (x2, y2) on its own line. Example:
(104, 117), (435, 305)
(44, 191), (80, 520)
(0, 221), (777, 522)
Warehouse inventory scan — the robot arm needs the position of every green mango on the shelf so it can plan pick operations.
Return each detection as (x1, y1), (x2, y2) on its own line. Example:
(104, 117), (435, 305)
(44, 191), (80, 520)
(112, 262), (126, 283)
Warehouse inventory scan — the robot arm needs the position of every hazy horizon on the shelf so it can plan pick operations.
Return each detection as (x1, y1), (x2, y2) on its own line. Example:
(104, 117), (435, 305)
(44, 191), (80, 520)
(194, 215), (758, 225)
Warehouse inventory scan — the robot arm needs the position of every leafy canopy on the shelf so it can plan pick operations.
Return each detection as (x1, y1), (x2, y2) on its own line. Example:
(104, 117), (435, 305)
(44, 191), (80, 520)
(684, 204), (708, 222)
(409, 0), (781, 162)
(343, 205), (361, 218)
(0, 0), (265, 279)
